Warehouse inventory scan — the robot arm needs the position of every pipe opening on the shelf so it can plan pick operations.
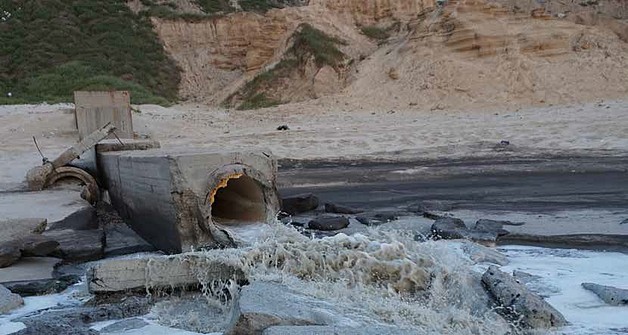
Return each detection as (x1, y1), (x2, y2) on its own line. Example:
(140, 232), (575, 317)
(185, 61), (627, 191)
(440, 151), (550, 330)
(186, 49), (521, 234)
(210, 174), (267, 224)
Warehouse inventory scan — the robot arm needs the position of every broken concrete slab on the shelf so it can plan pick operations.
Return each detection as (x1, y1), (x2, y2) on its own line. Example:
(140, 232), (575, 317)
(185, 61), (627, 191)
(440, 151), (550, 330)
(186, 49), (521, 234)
(98, 149), (280, 253)
(0, 257), (77, 295)
(0, 244), (21, 268)
(581, 282), (628, 306)
(0, 284), (23, 314)
(226, 281), (356, 335)
(281, 194), (319, 215)
(0, 257), (61, 284)
(431, 217), (499, 245)
(43, 229), (105, 262)
(17, 234), (60, 257)
(104, 224), (156, 257)
(482, 266), (567, 329)
(48, 206), (98, 231)
(474, 219), (511, 236)
(0, 190), (91, 225)
(86, 253), (246, 294)
(0, 218), (47, 244)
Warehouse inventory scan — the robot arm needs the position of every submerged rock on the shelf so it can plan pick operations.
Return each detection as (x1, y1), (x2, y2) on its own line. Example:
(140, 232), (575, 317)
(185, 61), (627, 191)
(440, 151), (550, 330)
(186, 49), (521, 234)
(100, 318), (149, 333)
(324, 203), (363, 214)
(582, 282), (628, 306)
(0, 284), (23, 314)
(355, 211), (403, 226)
(461, 241), (509, 265)
(308, 216), (350, 231)
(482, 266), (567, 329)
(281, 194), (319, 215)
(14, 296), (151, 335)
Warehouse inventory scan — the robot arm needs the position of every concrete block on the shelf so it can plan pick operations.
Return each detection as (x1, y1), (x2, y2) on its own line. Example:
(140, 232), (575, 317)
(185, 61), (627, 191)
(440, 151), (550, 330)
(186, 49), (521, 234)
(98, 149), (280, 253)
(74, 91), (133, 140)
(95, 139), (160, 153)
(86, 253), (246, 294)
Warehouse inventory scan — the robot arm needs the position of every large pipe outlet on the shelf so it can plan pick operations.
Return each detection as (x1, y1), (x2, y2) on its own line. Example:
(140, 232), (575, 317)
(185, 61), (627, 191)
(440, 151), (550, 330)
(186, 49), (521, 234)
(98, 149), (280, 253)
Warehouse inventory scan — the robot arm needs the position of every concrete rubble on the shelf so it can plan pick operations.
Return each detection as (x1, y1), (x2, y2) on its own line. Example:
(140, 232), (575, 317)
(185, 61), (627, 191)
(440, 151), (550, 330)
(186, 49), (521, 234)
(482, 266), (567, 329)
(86, 254), (246, 294)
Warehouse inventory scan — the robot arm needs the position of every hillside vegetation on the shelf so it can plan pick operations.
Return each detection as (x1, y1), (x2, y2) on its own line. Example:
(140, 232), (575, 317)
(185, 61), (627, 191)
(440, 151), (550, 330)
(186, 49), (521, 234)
(0, 0), (180, 105)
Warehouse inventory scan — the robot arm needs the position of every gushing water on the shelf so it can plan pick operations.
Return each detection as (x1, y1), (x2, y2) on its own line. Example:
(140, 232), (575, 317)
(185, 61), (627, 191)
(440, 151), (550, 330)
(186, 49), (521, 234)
(178, 222), (512, 334)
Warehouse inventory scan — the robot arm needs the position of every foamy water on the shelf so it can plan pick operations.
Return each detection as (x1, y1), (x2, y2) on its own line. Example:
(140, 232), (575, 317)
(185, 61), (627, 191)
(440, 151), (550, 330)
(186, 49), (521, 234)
(2, 224), (627, 334)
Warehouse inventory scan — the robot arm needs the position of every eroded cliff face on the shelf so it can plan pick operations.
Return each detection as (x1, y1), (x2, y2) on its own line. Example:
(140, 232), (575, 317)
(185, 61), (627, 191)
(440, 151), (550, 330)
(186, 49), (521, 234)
(149, 0), (435, 104)
(147, 0), (628, 108)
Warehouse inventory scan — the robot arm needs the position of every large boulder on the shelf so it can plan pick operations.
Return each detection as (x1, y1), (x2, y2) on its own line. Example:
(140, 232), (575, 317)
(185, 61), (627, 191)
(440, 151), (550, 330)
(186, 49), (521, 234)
(226, 282), (353, 335)
(308, 216), (350, 231)
(281, 194), (319, 215)
(0, 284), (23, 314)
(431, 217), (467, 239)
(482, 266), (567, 329)
(581, 283), (628, 306)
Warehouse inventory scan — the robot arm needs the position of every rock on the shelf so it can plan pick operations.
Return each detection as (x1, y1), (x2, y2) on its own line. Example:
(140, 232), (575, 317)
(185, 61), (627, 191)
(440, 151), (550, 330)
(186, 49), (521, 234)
(0, 284), (23, 314)
(431, 217), (468, 239)
(461, 241), (509, 265)
(263, 325), (411, 335)
(100, 318), (149, 332)
(0, 257), (78, 296)
(581, 283), (628, 306)
(0, 257), (61, 284)
(0, 218), (47, 244)
(226, 282), (352, 335)
(620, 218), (628, 225)
(43, 229), (105, 262)
(308, 216), (350, 231)
(482, 266), (567, 329)
(48, 206), (98, 231)
(355, 211), (402, 226)
(0, 244), (21, 268)
(104, 224), (156, 257)
(474, 219), (510, 236)
(18, 234), (60, 257)
(276, 125), (289, 131)
(432, 217), (499, 245)
(4, 274), (80, 297)
(15, 296), (151, 335)
(324, 203), (362, 214)
(281, 194), (319, 215)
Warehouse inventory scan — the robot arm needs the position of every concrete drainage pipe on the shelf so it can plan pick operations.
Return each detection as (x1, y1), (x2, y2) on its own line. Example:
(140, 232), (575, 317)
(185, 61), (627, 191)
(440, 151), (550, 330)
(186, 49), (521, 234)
(98, 150), (280, 254)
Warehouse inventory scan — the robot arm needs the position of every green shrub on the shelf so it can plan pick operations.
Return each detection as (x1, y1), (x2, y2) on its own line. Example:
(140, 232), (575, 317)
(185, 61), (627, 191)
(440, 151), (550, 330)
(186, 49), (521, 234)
(360, 26), (390, 40)
(294, 24), (346, 68)
(0, 0), (180, 105)
(236, 93), (280, 110)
